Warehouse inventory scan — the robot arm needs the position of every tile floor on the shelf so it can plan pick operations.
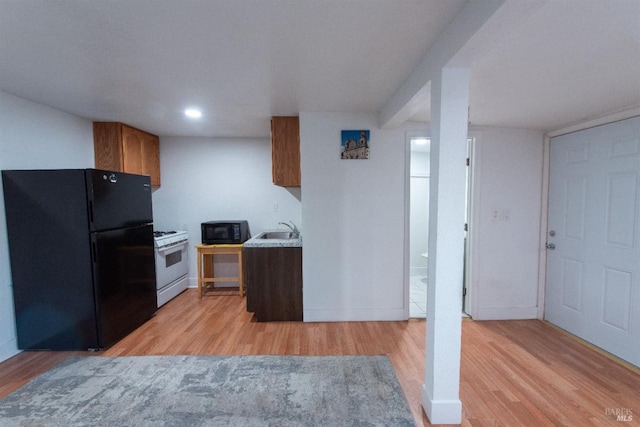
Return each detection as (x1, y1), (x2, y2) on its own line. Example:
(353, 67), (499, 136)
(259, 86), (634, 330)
(409, 275), (470, 318)
(409, 275), (427, 318)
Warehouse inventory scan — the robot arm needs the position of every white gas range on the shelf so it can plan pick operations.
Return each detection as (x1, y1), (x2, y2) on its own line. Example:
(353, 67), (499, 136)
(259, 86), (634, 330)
(153, 230), (189, 307)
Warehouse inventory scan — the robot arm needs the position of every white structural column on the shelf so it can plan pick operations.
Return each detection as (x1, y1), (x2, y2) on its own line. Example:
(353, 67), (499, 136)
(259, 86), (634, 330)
(423, 67), (470, 424)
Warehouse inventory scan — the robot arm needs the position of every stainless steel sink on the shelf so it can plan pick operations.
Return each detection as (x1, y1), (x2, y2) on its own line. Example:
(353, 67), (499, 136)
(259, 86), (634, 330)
(258, 231), (295, 239)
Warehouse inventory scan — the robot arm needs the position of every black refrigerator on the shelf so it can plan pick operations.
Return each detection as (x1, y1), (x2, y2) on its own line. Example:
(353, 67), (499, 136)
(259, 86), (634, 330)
(2, 169), (157, 350)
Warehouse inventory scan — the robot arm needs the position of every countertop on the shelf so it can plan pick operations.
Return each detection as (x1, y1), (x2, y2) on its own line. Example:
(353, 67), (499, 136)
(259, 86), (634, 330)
(243, 229), (302, 248)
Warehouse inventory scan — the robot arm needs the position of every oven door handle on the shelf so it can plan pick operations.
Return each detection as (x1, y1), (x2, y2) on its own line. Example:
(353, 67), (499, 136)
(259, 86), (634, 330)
(157, 241), (188, 253)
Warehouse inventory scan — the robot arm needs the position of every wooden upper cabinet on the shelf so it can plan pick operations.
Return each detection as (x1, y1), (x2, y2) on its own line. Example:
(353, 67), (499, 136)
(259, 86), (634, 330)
(93, 122), (161, 187)
(141, 132), (160, 185)
(271, 116), (300, 187)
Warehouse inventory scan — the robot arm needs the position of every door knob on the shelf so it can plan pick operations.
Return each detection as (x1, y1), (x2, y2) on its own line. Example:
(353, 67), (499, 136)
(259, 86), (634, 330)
(546, 243), (556, 250)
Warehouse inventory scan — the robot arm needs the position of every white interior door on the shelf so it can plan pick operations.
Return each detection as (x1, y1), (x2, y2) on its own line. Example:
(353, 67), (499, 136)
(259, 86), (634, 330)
(545, 116), (640, 367)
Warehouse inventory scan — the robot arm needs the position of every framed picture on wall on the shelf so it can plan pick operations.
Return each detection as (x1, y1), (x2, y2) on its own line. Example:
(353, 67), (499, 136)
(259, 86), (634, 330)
(341, 130), (370, 159)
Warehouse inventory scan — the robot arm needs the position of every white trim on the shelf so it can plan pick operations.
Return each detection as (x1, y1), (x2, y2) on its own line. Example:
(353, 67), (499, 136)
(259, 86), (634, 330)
(404, 132), (412, 321)
(0, 339), (19, 363)
(422, 386), (462, 425)
(464, 134), (478, 316)
(473, 306), (539, 320)
(303, 308), (407, 322)
(547, 106), (640, 138)
(537, 135), (551, 319)
(466, 131), (482, 319)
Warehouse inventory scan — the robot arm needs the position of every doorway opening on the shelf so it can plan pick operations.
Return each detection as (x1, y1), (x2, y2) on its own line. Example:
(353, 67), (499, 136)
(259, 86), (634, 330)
(406, 133), (475, 319)
(407, 133), (430, 318)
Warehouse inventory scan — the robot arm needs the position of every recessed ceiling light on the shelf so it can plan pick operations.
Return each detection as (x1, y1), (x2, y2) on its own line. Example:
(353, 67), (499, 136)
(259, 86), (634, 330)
(185, 109), (202, 119)
(413, 138), (429, 145)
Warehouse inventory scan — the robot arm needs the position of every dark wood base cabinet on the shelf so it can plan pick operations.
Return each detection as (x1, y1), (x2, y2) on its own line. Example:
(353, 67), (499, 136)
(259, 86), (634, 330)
(245, 247), (302, 321)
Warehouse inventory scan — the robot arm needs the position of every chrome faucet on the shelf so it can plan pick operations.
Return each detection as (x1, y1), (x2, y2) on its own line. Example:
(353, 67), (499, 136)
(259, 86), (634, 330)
(278, 221), (300, 238)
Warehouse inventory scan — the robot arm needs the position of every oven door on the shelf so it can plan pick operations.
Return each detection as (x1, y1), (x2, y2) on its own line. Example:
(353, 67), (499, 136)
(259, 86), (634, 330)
(154, 240), (189, 290)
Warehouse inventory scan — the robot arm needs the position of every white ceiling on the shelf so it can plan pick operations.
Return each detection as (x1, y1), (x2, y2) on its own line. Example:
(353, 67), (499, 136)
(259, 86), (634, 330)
(1, 0), (638, 138)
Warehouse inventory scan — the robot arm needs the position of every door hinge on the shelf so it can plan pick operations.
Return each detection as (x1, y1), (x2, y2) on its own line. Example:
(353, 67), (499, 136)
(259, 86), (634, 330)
(463, 287), (467, 297)
(466, 158), (470, 166)
(464, 223), (468, 232)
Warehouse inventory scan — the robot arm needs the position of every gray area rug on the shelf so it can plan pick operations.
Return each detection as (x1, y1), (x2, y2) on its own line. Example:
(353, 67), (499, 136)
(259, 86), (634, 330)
(0, 355), (415, 426)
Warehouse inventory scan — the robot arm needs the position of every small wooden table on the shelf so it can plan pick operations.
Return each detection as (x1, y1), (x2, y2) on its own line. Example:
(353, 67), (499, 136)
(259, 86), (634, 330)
(196, 244), (244, 298)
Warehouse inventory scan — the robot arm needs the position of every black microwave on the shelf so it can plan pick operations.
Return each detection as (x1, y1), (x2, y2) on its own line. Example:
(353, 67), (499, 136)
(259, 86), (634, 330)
(201, 221), (250, 244)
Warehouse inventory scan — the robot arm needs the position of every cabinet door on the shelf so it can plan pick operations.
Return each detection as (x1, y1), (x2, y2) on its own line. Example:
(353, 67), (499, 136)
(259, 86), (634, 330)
(244, 247), (302, 321)
(271, 116), (300, 187)
(93, 122), (161, 187)
(141, 132), (161, 187)
(244, 248), (257, 313)
(121, 124), (144, 176)
(121, 124), (161, 187)
(93, 122), (124, 171)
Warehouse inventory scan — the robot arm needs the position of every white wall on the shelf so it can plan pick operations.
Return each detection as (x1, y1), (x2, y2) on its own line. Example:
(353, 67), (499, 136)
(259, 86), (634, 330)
(0, 91), (94, 362)
(299, 118), (545, 322)
(468, 127), (544, 320)
(151, 136), (302, 284)
(300, 112), (425, 321)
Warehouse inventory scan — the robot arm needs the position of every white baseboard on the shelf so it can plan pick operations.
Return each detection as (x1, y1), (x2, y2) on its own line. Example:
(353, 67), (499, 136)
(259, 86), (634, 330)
(422, 385), (462, 424)
(0, 338), (20, 364)
(471, 306), (538, 320)
(303, 308), (408, 322)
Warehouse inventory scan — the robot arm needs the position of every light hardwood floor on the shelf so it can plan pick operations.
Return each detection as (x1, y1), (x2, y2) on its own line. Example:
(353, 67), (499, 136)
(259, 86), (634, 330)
(1, 289), (638, 426)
